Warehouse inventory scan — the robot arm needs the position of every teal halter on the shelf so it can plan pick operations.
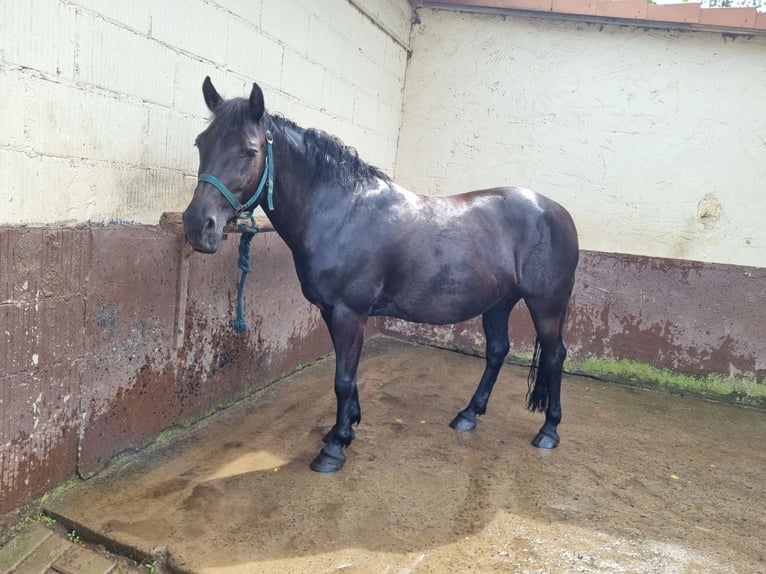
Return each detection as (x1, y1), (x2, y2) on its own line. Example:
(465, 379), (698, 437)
(197, 121), (275, 229)
(197, 120), (275, 332)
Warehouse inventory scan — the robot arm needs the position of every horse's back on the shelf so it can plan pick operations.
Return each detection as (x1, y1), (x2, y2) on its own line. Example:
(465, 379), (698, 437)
(381, 183), (578, 274)
(441, 185), (578, 261)
(365, 184), (577, 323)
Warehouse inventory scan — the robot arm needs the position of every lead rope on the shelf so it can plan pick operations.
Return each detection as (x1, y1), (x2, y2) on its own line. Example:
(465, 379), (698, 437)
(233, 224), (257, 332)
(232, 127), (275, 332)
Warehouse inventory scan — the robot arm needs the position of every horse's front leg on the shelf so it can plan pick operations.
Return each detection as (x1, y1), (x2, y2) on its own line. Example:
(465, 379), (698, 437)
(310, 304), (367, 473)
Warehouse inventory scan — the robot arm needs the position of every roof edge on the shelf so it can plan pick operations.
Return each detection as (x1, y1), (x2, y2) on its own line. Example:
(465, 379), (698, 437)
(422, 0), (766, 35)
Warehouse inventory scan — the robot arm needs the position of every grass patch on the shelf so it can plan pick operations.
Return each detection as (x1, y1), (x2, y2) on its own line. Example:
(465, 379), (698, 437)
(395, 336), (765, 409)
(568, 356), (766, 409)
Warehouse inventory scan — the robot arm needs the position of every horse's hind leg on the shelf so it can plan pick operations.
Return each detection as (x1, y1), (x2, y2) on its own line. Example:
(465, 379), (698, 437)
(525, 302), (568, 449)
(450, 297), (519, 431)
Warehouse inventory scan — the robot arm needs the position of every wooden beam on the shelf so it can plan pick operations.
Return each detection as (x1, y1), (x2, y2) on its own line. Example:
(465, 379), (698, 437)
(172, 235), (192, 350)
(159, 212), (275, 234)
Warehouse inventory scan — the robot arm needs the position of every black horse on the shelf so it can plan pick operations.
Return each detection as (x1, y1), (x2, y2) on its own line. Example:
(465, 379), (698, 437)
(183, 78), (579, 473)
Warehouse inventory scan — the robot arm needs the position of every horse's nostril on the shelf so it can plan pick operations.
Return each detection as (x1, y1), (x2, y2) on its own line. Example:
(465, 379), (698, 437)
(204, 217), (216, 233)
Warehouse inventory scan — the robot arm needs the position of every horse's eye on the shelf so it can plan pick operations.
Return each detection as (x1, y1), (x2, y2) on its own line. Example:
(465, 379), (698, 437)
(244, 148), (257, 159)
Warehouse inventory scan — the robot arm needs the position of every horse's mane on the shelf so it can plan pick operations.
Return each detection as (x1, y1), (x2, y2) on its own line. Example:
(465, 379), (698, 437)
(269, 114), (391, 190)
(206, 98), (390, 190)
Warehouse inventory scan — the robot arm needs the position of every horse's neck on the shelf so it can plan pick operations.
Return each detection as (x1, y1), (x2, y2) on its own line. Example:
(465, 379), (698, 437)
(264, 129), (343, 251)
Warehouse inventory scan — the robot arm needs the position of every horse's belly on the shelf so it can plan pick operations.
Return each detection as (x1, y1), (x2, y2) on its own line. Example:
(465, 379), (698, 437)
(371, 283), (508, 325)
(371, 301), (494, 325)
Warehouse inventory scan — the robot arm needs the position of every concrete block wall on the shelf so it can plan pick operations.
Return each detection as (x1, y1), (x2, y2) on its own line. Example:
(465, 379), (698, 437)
(395, 7), (766, 268)
(0, 0), (414, 226)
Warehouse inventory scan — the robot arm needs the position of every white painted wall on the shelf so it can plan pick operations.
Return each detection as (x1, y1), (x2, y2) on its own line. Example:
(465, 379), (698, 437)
(3, 2), (764, 268)
(0, 0), (413, 225)
(395, 8), (766, 267)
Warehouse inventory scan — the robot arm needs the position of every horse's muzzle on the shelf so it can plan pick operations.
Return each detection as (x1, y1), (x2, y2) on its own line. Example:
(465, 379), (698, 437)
(182, 208), (222, 254)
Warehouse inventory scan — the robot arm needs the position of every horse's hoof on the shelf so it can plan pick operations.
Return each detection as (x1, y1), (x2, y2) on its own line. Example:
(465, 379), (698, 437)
(449, 412), (477, 432)
(532, 430), (560, 449)
(310, 449), (346, 473)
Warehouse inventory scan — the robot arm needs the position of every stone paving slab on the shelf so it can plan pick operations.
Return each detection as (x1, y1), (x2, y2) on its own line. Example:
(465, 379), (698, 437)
(16, 538), (70, 573)
(0, 522), (143, 574)
(0, 524), (54, 574)
(50, 545), (116, 574)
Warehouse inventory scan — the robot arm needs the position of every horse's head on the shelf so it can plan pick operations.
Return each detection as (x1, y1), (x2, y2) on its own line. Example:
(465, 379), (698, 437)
(183, 77), (270, 253)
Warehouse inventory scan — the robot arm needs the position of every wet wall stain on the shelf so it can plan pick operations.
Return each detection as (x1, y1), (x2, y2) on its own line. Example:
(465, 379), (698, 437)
(95, 303), (119, 337)
(0, 429), (79, 521)
(78, 300), (329, 476)
(75, 226), (336, 480)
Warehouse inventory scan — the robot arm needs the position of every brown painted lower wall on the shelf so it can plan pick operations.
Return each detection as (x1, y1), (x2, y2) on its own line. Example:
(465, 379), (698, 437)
(382, 250), (766, 380)
(2, 227), (764, 515)
(571, 251), (765, 379)
(0, 225), (333, 514)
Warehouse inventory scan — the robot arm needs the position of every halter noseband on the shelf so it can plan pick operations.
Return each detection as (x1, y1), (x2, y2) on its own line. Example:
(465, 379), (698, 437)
(198, 119), (275, 231)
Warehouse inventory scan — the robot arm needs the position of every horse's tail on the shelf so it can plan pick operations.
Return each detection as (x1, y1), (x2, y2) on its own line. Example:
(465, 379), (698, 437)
(526, 296), (572, 413)
(526, 338), (546, 412)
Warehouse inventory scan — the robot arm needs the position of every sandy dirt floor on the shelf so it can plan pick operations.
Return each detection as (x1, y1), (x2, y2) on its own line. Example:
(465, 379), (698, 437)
(45, 337), (766, 573)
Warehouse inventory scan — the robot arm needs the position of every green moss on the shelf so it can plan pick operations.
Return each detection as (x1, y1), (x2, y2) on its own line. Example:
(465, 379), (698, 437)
(414, 338), (764, 409)
(39, 479), (80, 504)
(567, 356), (766, 409)
(509, 351), (535, 365)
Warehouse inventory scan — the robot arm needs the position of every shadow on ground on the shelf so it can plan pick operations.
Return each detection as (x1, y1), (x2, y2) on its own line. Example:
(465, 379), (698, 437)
(45, 337), (766, 573)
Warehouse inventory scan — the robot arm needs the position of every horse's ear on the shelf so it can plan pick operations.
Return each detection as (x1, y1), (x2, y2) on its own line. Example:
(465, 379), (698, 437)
(202, 76), (223, 112)
(249, 82), (265, 121)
